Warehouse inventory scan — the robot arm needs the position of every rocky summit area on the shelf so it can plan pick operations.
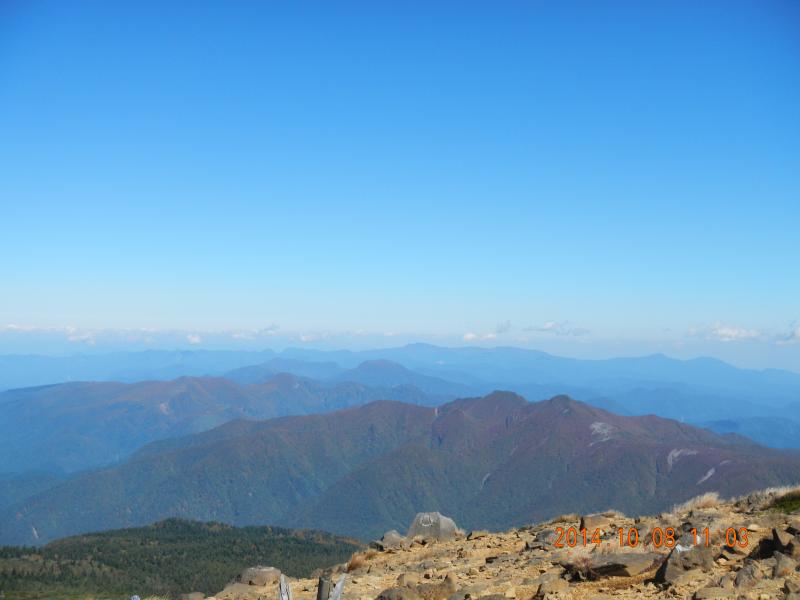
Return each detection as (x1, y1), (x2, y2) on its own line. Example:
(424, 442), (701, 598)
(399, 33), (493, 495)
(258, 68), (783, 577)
(192, 487), (800, 600)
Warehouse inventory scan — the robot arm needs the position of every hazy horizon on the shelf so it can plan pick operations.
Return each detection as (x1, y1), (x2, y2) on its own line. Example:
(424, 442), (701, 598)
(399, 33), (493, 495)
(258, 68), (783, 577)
(1, 329), (799, 374)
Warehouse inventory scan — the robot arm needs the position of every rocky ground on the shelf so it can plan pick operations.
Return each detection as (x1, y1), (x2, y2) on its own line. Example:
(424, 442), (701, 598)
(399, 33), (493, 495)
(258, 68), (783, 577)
(195, 487), (800, 600)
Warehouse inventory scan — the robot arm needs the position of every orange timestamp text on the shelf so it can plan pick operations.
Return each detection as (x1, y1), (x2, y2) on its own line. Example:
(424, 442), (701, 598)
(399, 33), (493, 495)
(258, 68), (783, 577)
(553, 526), (750, 549)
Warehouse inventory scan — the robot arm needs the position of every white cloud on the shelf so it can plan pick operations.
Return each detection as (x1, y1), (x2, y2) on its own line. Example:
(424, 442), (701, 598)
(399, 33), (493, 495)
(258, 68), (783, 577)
(2, 324), (75, 333)
(230, 324), (280, 340)
(68, 331), (96, 345)
(230, 331), (255, 340)
(186, 333), (203, 345)
(693, 323), (762, 343)
(524, 321), (590, 337)
(463, 331), (497, 341)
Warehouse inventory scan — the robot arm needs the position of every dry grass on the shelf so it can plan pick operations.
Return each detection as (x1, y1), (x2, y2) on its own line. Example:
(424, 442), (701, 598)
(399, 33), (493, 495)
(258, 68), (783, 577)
(546, 513), (580, 524)
(732, 484), (800, 510)
(346, 548), (377, 572)
(672, 491), (721, 514)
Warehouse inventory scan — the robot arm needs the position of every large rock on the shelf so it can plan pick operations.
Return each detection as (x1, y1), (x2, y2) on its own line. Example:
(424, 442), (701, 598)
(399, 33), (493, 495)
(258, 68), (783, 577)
(180, 594), (205, 600)
(407, 512), (461, 542)
(656, 545), (717, 585)
(589, 553), (661, 578)
(375, 529), (410, 550)
(579, 514), (613, 533)
(238, 566), (281, 586)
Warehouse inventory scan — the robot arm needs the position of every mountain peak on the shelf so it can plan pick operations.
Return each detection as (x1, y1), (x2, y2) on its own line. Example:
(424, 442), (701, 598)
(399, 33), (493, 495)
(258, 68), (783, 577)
(353, 359), (409, 373)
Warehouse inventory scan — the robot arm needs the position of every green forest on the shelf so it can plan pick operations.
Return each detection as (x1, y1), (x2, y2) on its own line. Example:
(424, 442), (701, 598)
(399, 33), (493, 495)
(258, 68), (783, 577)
(0, 519), (361, 600)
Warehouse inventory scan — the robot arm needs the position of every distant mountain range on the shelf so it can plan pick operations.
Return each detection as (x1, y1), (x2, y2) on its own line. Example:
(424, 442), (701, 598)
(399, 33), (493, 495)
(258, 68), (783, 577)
(0, 350), (277, 391)
(0, 369), (438, 474)
(2, 344), (798, 423)
(3, 344), (800, 477)
(3, 392), (800, 546)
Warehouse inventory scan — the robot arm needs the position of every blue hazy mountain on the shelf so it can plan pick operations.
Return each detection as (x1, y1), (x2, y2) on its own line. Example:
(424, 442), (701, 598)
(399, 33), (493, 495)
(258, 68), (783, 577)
(1, 344), (799, 480)
(3, 345), (799, 405)
(0, 373), (438, 475)
(0, 350), (276, 392)
(698, 415), (800, 449)
(225, 357), (345, 384)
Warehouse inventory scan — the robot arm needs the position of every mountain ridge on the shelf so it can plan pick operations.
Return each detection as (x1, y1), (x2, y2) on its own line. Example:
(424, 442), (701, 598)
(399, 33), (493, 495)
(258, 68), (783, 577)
(0, 373), (438, 474)
(4, 392), (800, 546)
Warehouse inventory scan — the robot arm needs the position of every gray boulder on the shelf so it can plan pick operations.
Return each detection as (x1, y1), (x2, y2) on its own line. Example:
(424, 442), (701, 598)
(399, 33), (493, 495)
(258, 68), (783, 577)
(376, 588), (421, 600)
(375, 529), (410, 550)
(656, 545), (717, 585)
(563, 552), (660, 579)
(407, 512), (461, 542)
(734, 562), (760, 589)
(773, 551), (796, 577)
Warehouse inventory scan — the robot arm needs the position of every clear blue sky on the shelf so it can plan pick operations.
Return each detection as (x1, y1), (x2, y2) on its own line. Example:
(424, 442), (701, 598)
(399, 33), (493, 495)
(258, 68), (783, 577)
(1, 1), (799, 369)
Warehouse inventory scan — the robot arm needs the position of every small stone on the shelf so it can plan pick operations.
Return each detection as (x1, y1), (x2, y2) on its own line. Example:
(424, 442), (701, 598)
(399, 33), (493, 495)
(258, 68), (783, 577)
(536, 578), (568, 597)
(376, 588), (422, 600)
(734, 563), (760, 589)
(775, 528), (795, 550)
(398, 574), (421, 587)
(719, 573), (735, 590)
(415, 573), (458, 600)
(672, 569), (707, 587)
(773, 551), (797, 577)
